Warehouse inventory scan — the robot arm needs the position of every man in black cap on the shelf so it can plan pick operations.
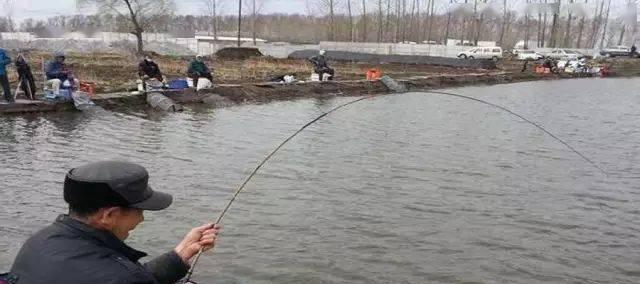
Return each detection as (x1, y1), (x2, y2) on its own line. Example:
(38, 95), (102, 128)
(7, 161), (221, 284)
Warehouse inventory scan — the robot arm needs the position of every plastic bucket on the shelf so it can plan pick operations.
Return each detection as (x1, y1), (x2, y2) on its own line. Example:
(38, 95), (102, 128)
(168, 79), (189, 90)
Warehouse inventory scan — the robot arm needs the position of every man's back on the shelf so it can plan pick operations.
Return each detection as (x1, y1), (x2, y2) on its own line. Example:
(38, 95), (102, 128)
(10, 215), (187, 284)
(0, 48), (10, 75)
(45, 60), (66, 80)
(139, 60), (162, 78)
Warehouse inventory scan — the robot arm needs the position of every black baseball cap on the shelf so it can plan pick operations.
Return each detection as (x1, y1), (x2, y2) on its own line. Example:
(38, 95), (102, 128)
(63, 161), (172, 211)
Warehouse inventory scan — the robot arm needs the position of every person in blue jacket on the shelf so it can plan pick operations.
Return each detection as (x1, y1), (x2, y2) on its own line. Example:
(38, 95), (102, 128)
(45, 52), (79, 95)
(0, 47), (13, 103)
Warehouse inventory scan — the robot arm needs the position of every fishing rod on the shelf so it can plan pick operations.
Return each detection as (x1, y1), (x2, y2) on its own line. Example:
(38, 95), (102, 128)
(183, 95), (372, 283)
(184, 89), (608, 283)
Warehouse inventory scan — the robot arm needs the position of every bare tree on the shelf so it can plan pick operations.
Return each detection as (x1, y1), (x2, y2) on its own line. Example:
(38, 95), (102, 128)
(426, 0), (436, 43)
(588, 0), (605, 48)
(203, 0), (226, 39)
(347, 0), (354, 41)
(361, 0), (368, 42)
(3, 0), (15, 32)
(237, 0), (242, 46)
(400, 0), (407, 42)
(385, 0), (392, 41)
(599, 0), (611, 48)
(244, 0), (266, 45)
(562, 0), (574, 47)
(443, 10), (452, 45)
(575, 0), (586, 48)
(548, 0), (560, 47)
(319, 0), (337, 41)
(377, 0), (383, 42)
(498, 0), (508, 46)
(78, 0), (174, 54)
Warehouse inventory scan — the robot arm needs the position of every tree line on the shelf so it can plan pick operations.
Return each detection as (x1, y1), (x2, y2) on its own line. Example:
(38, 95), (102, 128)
(0, 0), (634, 52)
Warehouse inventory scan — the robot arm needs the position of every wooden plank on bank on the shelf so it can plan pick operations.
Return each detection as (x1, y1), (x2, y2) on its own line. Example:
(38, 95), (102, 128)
(0, 100), (67, 114)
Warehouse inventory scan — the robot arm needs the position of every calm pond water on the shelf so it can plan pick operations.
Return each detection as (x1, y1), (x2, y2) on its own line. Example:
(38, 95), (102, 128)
(1, 78), (640, 283)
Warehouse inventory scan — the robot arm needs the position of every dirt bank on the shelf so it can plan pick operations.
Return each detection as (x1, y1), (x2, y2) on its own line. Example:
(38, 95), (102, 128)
(87, 71), (599, 112)
(4, 51), (510, 94)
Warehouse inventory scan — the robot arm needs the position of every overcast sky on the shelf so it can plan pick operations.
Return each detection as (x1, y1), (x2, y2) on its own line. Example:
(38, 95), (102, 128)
(9, 0), (309, 21)
(7, 0), (628, 23)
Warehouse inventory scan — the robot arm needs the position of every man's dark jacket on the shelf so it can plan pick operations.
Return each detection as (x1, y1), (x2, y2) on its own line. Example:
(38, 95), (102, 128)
(45, 60), (69, 81)
(138, 60), (163, 81)
(9, 215), (189, 284)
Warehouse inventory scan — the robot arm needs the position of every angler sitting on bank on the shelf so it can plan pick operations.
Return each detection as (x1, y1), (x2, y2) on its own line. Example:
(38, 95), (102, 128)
(45, 52), (79, 96)
(138, 54), (165, 87)
(187, 55), (213, 89)
(6, 161), (221, 284)
(308, 50), (334, 81)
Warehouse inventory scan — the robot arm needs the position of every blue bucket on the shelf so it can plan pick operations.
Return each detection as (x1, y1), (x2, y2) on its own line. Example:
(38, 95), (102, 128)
(168, 79), (189, 90)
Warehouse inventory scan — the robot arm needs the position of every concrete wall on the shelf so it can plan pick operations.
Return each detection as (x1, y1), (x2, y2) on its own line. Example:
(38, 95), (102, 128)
(0, 32), (36, 41)
(289, 50), (497, 69)
(318, 41), (470, 58)
(94, 32), (172, 42)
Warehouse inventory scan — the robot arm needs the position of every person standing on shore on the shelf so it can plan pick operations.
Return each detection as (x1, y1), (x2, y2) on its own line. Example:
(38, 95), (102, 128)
(15, 54), (36, 100)
(7, 161), (221, 284)
(0, 47), (14, 103)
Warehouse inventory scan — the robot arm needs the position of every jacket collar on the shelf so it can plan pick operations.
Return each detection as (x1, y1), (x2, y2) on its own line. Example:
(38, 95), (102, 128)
(55, 214), (148, 262)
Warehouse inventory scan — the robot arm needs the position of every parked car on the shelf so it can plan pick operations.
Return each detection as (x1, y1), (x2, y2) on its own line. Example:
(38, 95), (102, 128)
(600, 46), (630, 57)
(545, 49), (586, 60)
(457, 47), (503, 60)
(517, 50), (545, 61)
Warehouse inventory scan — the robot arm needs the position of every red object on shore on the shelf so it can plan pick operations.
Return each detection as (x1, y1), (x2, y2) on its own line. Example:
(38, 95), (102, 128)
(600, 65), (612, 77)
(79, 81), (96, 96)
(366, 68), (382, 80)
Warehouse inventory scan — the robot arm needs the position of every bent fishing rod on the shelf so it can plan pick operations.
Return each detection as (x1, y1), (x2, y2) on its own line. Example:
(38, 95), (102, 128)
(183, 90), (607, 283)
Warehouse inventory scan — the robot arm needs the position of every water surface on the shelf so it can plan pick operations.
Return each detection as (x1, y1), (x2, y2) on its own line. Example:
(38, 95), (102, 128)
(1, 78), (640, 283)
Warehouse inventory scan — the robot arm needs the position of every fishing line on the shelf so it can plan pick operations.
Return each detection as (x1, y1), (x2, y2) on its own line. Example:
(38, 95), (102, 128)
(424, 90), (610, 177)
(184, 89), (608, 282)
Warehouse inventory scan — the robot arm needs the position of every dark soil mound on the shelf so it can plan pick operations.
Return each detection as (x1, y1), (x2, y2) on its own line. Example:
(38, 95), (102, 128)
(215, 47), (263, 60)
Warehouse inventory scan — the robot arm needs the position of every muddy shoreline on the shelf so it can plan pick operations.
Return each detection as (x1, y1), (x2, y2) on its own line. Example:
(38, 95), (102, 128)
(0, 71), (621, 114)
(92, 71), (603, 111)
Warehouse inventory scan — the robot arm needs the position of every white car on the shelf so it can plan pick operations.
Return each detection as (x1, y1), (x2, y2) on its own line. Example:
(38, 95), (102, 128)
(546, 49), (585, 60)
(517, 50), (544, 61)
(457, 47), (503, 60)
(600, 46), (631, 57)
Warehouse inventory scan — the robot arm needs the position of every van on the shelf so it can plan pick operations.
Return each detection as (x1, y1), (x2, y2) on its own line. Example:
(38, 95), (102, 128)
(457, 47), (503, 60)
